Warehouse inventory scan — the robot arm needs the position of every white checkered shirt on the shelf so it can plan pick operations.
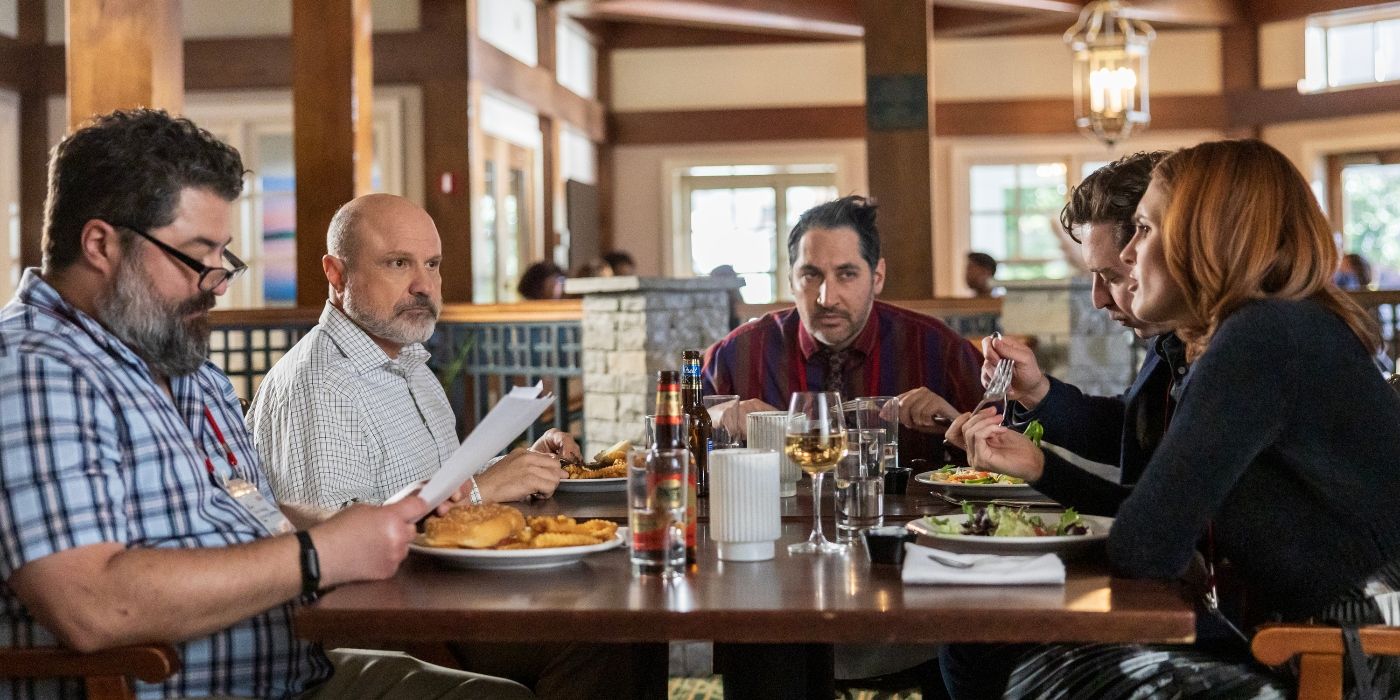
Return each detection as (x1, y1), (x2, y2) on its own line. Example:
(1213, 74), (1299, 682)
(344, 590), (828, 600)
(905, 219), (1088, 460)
(247, 303), (460, 508)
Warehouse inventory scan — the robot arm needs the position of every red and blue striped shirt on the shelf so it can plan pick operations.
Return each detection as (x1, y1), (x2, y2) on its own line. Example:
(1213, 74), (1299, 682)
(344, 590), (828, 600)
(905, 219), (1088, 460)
(702, 300), (984, 460)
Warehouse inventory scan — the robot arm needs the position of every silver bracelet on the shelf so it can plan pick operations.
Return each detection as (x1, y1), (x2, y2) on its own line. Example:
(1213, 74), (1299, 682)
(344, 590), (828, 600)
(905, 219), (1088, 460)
(468, 477), (484, 506)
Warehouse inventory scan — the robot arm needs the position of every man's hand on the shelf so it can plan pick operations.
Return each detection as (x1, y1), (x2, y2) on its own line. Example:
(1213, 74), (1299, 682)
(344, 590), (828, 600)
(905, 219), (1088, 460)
(896, 387), (958, 434)
(981, 335), (1050, 409)
(722, 398), (780, 439)
(531, 428), (583, 462)
(309, 496), (426, 588)
(474, 447), (566, 503)
(945, 408), (1045, 482)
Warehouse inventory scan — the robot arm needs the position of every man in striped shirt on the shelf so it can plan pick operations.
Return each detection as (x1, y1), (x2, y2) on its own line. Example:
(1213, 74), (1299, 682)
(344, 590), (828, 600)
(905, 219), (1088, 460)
(703, 195), (985, 464)
(0, 109), (528, 699)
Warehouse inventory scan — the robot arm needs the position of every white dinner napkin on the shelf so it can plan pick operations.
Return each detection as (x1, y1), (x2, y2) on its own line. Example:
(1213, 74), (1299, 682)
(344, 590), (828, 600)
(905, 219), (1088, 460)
(901, 543), (1065, 585)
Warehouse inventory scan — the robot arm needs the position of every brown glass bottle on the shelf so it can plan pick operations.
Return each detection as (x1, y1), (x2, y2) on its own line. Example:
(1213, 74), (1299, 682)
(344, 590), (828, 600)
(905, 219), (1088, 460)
(651, 369), (698, 563)
(681, 350), (712, 498)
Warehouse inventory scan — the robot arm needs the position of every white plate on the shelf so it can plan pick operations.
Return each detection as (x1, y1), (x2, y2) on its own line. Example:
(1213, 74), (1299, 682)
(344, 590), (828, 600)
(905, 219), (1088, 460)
(906, 512), (1111, 555)
(410, 529), (626, 570)
(555, 477), (626, 493)
(914, 470), (1045, 499)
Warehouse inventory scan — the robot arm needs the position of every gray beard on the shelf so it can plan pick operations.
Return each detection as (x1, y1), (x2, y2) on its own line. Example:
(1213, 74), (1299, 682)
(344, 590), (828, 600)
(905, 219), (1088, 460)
(342, 288), (439, 347)
(98, 256), (215, 377)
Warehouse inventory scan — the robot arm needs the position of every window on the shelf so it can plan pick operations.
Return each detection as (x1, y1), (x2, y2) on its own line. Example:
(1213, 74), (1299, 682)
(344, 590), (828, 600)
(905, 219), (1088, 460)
(1300, 3), (1400, 92)
(968, 161), (1072, 280)
(478, 0), (538, 66)
(678, 165), (837, 304)
(1329, 150), (1400, 288)
(0, 91), (18, 303)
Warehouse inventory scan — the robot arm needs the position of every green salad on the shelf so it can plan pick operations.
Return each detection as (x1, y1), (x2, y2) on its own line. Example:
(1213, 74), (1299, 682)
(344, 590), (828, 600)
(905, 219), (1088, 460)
(929, 503), (1090, 538)
(1024, 419), (1044, 446)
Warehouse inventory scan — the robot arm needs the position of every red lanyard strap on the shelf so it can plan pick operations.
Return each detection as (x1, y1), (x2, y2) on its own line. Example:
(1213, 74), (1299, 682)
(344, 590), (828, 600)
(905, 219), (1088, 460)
(201, 407), (239, 476)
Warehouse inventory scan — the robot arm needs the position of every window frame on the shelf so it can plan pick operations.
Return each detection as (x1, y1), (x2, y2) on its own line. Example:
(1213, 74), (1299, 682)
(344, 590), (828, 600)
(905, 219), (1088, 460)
(1300, 3), (1400, 93)
(677, 170), (838, 303)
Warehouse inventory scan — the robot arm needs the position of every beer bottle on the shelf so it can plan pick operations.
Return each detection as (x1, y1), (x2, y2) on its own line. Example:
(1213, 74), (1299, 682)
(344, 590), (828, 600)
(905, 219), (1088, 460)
(652, 369), (698, 563)
(681, 349), (713, 498)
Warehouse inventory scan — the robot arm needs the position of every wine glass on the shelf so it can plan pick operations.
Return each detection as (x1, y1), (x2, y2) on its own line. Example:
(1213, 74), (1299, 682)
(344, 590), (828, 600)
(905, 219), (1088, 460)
(785, 391), (849, 554)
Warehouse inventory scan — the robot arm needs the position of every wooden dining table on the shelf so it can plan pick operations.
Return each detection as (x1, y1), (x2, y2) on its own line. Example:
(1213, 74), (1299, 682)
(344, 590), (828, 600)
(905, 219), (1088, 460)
(295, 483), (1196, 650)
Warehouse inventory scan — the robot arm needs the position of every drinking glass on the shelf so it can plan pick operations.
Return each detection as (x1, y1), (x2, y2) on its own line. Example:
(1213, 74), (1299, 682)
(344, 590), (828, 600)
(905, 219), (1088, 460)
(850, 396), (900, 473)
(785, 391), (848, 554)
(703, 394), (742, 448)
(628, 447), (688, 579)
(834, 427), (884, 542)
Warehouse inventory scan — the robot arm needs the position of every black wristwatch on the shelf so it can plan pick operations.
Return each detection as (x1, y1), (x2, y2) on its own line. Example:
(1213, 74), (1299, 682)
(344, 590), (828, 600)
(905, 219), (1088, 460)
(295, 531), (321, 598)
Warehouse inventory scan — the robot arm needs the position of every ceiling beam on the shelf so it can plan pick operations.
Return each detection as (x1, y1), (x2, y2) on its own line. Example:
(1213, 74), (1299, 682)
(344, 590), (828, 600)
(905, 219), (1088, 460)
(560, 0), (862, 39)
(933, 0), (1080, 15)
(1243, 0), (1382, 24)
(1120, 0), (1243, 27)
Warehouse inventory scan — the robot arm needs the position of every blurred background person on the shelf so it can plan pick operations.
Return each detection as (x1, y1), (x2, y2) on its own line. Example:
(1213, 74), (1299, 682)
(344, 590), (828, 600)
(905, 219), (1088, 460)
(601, 250), (636, 276)
(965, 252), (1002, 298)
(1335, 252), (1372, 290)
(709, 264), (744, 330)
(517, 261), (567, 300)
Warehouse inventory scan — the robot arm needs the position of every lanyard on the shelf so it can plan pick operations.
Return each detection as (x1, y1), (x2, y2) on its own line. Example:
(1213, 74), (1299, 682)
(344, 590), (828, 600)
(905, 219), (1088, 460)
(201, 406), (239, 482)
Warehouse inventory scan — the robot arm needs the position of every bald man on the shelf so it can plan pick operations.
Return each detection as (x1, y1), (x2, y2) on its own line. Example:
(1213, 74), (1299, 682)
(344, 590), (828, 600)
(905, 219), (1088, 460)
(248, 194), (577, 509)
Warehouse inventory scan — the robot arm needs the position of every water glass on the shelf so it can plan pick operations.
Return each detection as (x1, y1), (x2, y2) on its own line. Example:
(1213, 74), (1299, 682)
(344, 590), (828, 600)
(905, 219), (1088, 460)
(628, 447), (688, 579)
(834, 428), (884, 542)
(848, 396), (900, 473)
(703, 395), (742, 448)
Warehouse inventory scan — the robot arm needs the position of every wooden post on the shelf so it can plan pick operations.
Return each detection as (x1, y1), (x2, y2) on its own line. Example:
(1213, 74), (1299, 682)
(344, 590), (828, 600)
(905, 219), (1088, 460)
(859, 0), (934, 299)
(291, 0), (374, 308)
(17, 0), (47, 269)
(422, 0), (474, 303)
(537, 2), (563, 263)
(65, 0), (182, 130)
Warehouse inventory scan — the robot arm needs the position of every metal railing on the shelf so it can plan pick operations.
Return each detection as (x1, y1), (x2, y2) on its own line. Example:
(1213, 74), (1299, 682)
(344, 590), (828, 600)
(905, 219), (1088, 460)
(208, 301), (584, 445)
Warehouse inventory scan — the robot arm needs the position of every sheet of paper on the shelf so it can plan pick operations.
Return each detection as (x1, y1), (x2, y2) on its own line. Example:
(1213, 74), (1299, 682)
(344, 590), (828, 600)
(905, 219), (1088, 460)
(386, 382), (555, 510)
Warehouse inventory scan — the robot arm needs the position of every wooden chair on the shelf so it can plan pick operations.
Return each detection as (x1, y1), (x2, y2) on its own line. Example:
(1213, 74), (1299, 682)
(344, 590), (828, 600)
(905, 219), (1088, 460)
(1252, 624), (1400, 699)
(0, 644), (181, 700)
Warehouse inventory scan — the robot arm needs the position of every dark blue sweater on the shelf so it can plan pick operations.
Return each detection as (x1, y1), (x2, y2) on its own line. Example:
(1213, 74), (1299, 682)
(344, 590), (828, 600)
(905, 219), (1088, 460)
(1087, 298), (1400, 620)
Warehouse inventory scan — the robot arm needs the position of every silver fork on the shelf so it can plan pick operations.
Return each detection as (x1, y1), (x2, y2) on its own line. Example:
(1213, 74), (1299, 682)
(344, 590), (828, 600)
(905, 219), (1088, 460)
(972, 357), (1015, 416)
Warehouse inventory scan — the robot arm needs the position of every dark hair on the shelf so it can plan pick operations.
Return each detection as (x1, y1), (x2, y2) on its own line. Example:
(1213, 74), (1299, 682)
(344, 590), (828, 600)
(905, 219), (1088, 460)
(787, 195), (880, 270)
(967, 252), (997, 275)
(517, 261), (566, 300)
(1343, 253), (1372, 288)
(1060, 151), (1171, 249)
(43, 108), (245, 273)
(600, 251), (635, 271)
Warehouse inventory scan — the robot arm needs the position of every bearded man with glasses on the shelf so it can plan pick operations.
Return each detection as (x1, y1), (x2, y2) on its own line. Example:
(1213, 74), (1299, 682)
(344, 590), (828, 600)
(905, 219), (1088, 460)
(0, 109), (530, 699)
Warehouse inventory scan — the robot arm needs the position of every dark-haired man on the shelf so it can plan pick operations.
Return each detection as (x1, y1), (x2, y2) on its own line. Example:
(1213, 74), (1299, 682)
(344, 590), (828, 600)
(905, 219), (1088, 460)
(964, 252), (1001, 298)
(702, 195), (984, 460)
(978, 150), (1179, 510)
(0, 109), (527, 698)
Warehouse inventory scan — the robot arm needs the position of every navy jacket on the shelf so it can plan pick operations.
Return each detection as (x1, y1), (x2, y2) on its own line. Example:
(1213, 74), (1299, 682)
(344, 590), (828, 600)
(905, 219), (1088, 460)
(1012, 334), (1182, 516)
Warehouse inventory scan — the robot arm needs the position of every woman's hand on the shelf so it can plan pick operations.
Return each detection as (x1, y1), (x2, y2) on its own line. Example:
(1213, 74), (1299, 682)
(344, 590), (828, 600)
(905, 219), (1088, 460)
(946, 408), (1045, 482)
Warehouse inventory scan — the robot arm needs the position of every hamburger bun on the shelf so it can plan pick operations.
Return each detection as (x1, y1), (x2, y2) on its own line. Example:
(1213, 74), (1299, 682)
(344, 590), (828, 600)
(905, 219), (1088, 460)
(422, 504), (526, 549)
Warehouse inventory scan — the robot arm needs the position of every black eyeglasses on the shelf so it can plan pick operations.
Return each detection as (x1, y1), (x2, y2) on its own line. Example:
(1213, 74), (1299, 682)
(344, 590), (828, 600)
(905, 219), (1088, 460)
(113, 223), (248, 292)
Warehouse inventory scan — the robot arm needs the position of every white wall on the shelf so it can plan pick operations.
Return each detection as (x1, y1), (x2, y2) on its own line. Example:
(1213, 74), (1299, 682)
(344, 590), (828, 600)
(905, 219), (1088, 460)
(611, 31), (1222, 112)
(45, 0), (419, 43)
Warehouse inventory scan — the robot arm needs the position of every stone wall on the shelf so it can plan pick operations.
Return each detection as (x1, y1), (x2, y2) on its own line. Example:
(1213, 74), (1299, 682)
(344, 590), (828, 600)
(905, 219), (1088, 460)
(566, 276), (742, 456)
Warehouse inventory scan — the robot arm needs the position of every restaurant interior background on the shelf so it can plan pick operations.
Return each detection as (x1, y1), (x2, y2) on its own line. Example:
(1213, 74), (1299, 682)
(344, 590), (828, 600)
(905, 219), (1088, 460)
(2, 0), (1400, 412)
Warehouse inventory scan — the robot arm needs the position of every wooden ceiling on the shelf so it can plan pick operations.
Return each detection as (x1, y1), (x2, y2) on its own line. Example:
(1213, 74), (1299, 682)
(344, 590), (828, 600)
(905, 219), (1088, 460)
(558, 0), (1383, 47)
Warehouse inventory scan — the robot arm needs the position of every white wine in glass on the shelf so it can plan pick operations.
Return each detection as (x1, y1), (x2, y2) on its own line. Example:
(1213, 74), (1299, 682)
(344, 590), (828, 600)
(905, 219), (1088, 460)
(785, 391), (848, 554)
(784, 432), (847, 475)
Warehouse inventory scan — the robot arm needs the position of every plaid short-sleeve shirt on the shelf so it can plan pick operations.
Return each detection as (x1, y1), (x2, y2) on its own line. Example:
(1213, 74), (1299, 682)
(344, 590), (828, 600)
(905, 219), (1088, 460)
(0, 270), (331, 700)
